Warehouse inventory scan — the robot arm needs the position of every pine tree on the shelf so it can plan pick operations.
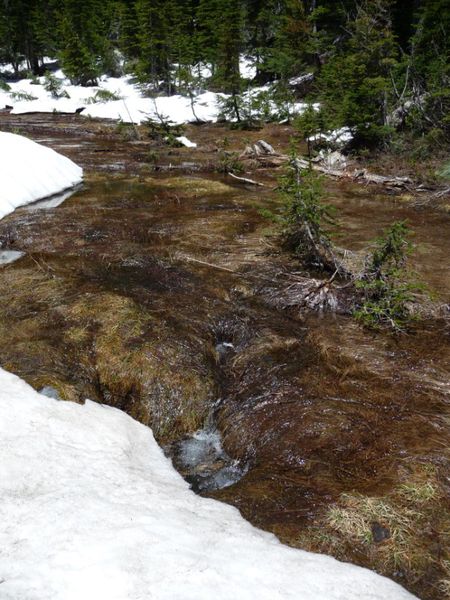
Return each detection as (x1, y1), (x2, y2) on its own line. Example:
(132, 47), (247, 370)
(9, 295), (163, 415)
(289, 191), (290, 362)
(317, 0), (399, 147)
(216, 0), (244, 94)
(56, 0), (116, 85)
(267, 0), (309, 82)
(0, 0), (48, 75)
(134, 0), (187, 92)
(117, 0), (140, 64)
(409, 0), (450, 139)
(195, 0), (221, 74)
(244, 0), (279, 82)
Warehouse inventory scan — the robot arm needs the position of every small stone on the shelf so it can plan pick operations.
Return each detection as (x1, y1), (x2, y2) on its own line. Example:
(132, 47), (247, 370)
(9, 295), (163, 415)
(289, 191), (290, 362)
(371, 521), (391, 543)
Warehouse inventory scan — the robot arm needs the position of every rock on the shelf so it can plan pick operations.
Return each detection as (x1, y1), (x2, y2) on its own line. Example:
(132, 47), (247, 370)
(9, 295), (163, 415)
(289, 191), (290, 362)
(241, 139), (276, 158)
(371, 522), (391, 543)
(256, 140), (276, 155)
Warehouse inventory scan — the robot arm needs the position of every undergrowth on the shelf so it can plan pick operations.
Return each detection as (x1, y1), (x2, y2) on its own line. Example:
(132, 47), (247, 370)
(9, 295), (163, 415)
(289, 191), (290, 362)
(353, 222), (425, 332)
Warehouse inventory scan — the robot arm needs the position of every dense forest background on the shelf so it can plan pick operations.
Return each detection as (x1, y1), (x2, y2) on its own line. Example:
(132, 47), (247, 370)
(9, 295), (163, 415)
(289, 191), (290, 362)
(0, 0), (448, 151)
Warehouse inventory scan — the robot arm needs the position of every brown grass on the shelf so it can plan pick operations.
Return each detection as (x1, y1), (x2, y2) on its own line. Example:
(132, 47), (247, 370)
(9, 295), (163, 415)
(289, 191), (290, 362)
(295, 464), (450, 600)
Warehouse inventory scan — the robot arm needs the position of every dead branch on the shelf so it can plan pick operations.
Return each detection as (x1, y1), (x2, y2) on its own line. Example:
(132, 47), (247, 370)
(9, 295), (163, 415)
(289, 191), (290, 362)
(228, 172), (265, 187)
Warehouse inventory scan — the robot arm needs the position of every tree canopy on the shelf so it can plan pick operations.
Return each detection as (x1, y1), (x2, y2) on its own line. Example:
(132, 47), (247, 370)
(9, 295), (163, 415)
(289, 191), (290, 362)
(0, 0), (448, 146)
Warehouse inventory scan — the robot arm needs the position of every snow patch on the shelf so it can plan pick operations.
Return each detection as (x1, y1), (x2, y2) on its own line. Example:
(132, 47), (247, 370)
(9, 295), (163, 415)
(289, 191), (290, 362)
(309, 127), (354, 147)
(176, 136), (197, 148)
(0, 132), (83, 218)
(289, 73), (314, 87)
(1, 63), (311, 126)
(0, 250), (25, 265)
(0, 367), (416, 600)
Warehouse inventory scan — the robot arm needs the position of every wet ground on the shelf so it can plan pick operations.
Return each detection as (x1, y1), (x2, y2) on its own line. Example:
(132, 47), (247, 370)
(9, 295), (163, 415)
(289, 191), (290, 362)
(0, 112), (449, 599)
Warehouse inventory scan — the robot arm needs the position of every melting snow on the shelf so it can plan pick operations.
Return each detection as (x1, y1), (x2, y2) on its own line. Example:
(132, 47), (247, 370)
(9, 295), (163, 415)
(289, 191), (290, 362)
(0, 367), (417, 600)
(176, 136), (197, 148)
(0, 61), (415, 600)
(0, 249), (25, 265)
(0, 132), (83, 218)
(0, 62), (311, 125)
(308, 127), (354, 147)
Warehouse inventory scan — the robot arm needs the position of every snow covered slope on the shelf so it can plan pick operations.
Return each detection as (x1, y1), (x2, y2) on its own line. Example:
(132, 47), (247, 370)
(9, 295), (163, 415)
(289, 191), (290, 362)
(0, 367), (416, 600)
(0, 132), (83, 218)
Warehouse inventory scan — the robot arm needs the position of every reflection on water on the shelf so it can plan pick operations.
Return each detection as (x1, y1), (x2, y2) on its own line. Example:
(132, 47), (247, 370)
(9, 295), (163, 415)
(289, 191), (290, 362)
(24, 185), (83, 210)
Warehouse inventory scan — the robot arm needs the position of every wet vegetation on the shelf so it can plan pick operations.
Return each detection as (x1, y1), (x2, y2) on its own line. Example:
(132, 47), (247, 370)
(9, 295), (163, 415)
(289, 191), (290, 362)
(354, 221), (425, 332)
(0, 113), (449, 599)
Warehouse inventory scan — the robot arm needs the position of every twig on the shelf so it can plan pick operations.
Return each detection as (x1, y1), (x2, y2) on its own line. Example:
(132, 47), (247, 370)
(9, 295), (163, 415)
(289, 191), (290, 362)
(228, 172), (265, 186)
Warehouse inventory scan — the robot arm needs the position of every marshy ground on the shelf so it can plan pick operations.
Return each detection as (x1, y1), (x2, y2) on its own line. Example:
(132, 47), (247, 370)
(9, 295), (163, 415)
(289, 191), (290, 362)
(0, 112), (449, 599)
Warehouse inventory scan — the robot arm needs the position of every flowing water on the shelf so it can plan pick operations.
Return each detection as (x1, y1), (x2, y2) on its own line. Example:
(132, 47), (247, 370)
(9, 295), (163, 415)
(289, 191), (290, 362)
(0, 113), (449, 599)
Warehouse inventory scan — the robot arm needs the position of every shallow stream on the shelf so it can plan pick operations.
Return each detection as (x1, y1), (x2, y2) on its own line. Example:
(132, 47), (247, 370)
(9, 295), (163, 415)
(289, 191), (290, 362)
(0, 114), (449, 599)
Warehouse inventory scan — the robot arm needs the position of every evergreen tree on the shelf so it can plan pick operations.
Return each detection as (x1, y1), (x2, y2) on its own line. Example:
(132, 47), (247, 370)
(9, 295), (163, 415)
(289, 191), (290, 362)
(0, 0), (448, 150)
(0, 0), (49, 75)
(317, 0), (399, 147)
(244, 0), (279, 82)
(56, 0), (116, 85)
(195, 0), (221, 74)
(134, 0), (195, 92)
(267, 0), (310, 81)
(117, 0), (140, 64)
(409, 0), (450, 139)
(216, 0), (244, 94)
(31, 0), (60, 69)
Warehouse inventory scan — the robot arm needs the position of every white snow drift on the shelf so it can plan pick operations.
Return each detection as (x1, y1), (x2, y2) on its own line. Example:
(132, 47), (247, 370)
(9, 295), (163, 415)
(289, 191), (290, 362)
(0, 367), (416, 600)
(0, 60), (308, 126)
(0, 132), (83, 218)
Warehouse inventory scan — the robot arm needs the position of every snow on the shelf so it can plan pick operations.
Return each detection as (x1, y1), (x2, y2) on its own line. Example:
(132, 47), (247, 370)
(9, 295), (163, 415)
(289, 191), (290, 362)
(176, 136), (197, 148)
(0, 58), (417, 600)
(0, 367), (417, 600)
(239, 56), (257, 80)
(0, 68), (225, 124)
(308, 127), (354, 147)
(289, 73), (314, 87)
(80, 90), (222, 125)
(0, 61), (311, 126)
(0, 132), (83, 218)
(0, 249), (25, 265)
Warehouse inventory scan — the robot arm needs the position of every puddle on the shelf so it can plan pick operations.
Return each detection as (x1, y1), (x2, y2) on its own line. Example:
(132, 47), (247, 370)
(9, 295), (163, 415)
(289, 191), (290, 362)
(24, 186), (82, 210)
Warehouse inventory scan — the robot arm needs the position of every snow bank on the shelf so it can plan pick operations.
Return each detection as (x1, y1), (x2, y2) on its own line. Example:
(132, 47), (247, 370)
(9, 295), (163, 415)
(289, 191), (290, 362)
(1, 62), (307, 125)
(0, 132), (83, 218)
(0, 367), (416, 600)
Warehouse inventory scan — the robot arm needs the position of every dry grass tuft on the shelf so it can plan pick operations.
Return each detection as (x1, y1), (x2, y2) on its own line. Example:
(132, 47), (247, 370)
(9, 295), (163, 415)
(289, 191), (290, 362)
(296, 464), (450, 600)
(66, 292), (216, 441)
(157, 176), (234, 196)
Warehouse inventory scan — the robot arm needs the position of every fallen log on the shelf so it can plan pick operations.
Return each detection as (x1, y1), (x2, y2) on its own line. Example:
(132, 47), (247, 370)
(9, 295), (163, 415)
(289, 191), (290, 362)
(251, 152), (416, 190)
